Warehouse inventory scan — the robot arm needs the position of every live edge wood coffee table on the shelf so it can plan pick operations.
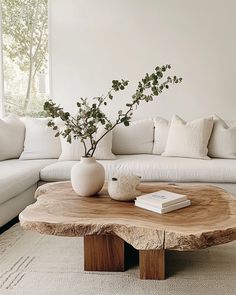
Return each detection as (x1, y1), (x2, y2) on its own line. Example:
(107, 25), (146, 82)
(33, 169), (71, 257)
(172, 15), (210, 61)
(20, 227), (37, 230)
(19, 182), (236, 280)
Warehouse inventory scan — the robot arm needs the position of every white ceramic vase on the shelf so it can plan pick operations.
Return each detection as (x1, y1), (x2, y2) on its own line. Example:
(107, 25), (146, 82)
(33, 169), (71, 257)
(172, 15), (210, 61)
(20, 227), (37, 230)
(71, 157), (105, 197)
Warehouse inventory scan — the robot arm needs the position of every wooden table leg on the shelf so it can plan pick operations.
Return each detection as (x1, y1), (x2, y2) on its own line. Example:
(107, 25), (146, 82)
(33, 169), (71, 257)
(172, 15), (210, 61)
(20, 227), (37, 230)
(139, 249), (165, 280)
(84, 235), (125, 271)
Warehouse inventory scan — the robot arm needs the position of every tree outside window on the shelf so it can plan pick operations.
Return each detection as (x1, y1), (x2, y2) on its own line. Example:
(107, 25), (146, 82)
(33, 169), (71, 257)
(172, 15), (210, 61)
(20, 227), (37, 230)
(1, 0), (48, 117)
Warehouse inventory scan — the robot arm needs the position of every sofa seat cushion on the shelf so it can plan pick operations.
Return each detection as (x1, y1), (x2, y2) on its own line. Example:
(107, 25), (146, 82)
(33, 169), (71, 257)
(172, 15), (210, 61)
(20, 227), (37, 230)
(40, 160), (116, 182)
(0, 159), (56, 205)
(40, 161), (78, 181)
(40, 155), (236, 183)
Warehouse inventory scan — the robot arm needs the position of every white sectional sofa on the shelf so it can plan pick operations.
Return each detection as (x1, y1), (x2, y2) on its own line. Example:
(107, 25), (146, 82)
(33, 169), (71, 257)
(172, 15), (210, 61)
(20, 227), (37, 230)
(1, 115), (236, 228)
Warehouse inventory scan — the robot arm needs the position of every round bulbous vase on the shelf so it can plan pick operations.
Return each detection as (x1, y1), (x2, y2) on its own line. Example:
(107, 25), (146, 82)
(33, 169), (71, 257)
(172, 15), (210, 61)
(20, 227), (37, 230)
(71, 157), (105, 197)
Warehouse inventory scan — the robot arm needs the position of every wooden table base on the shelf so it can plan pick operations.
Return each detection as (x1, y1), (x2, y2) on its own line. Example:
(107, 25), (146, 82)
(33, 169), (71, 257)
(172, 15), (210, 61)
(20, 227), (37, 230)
(84, 235), (125, 271)
(139, 249), (165, 280)
(84, 235), (165, 280)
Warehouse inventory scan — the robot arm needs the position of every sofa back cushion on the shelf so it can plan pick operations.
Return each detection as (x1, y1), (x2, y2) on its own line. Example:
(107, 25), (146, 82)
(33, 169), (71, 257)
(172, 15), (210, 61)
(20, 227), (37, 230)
(20, 118), (61, 160)
(112, 119), (154, 155)
(0, 115), (25, 160)
(153, 117), (169, 154)
(162, 115), (214, 159)
(59, 128), (116, 160)
(208, 115), (236, 158)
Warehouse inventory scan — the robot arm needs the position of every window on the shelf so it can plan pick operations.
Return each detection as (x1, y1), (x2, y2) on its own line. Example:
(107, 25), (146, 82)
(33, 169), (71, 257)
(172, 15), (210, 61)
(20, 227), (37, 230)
(1, 0), (49, 117)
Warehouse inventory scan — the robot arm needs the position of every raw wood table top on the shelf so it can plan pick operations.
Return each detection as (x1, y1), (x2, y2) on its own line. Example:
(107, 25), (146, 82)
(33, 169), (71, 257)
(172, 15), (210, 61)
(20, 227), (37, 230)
(19, 181), (236, 251)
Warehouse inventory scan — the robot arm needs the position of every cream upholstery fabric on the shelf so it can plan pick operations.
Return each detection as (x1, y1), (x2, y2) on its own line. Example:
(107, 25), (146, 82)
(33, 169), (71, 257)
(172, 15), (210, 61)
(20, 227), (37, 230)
(0, 185), (37, 227)
(40, 159), (115, 182)
(162, 115), (213, 159)
(0, 159), (56, 204)
(40, 155), (236, 183)
(208, 115), (236, 158)
(112, 119), (154, 154)
(40, 161), (78, 181)
(59, 129), (115, 160)
(153, 117), (169, 154)
(20, 118), (61, 159)
(0, 115), (25, 160)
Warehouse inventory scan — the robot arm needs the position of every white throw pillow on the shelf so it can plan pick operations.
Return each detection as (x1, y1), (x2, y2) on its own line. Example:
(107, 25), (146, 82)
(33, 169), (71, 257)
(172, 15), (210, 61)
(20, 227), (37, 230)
(59, 128), (116, 160)
(208, 115), (236, 158)
(20, 118), (61, 159)
(0, 115), (25, 160)
(112, 119), (154, 154)
(162, 115), (213, 159)
(153, 117), (169, 154)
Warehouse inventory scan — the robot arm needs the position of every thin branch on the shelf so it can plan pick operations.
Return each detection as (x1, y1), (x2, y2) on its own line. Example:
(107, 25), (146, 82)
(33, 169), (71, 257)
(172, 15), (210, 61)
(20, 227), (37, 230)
(90, 79), (178, 157)
(81, 138), (87, 156)
(44, 66), (182, 158)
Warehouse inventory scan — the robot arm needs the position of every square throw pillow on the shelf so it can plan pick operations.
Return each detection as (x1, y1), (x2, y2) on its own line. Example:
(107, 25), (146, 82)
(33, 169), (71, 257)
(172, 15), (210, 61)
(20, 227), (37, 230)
(112, 119), (154, 155)
(208, 115), (236, 158)
(0, 115), (25, 160)
(153, 117), (169, 154)
(162, 115), (213, 159)
(20, 118), (61, 159)
(59, 128), (116, 160)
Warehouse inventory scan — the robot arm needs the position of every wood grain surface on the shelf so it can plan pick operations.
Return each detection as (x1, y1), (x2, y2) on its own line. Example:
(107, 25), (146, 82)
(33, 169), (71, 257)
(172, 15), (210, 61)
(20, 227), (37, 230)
(84, 235), (125, 271)
(19, 181), (236, 251)
(139, 249), (165, 280)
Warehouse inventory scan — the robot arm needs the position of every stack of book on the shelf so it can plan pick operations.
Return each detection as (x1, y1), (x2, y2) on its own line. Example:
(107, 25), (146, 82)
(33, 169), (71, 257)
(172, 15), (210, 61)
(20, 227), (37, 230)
(135, 190), (191, 214)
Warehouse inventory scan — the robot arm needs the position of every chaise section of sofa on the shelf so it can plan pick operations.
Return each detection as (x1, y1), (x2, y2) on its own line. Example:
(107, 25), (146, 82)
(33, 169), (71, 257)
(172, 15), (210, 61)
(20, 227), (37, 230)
(0, 159), (56, 226)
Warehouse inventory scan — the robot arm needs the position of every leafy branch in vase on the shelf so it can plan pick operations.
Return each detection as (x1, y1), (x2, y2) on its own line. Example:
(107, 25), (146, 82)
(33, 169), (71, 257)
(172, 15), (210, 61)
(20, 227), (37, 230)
(44, 65), (182, 157)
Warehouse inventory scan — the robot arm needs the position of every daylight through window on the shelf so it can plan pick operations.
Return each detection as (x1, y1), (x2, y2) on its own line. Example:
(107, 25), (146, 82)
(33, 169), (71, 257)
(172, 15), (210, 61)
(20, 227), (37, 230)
(1, 0), (48, 117)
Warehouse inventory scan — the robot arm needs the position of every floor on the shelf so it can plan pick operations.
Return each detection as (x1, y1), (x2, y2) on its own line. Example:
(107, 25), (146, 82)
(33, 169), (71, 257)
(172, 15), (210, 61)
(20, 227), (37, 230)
(0, 223), (236, 295)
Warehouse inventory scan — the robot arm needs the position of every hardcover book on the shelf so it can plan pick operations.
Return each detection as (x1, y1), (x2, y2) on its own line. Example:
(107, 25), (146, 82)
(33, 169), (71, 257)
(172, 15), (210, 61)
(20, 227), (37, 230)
(136, 190), (187, 208)
(135, 199), (191, 214)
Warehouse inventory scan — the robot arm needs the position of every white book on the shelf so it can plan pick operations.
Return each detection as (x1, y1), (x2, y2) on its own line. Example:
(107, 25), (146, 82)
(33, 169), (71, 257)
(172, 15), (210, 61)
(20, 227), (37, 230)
(136, 190), (187, 208)
(135, 199), (191, 214)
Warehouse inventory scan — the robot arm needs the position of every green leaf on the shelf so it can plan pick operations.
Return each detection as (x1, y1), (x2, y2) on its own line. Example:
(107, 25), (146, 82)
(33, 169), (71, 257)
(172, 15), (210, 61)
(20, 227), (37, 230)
(105, 123), (111, 129)
(156, 71), (163, 78)
(67, 135), (72, 143)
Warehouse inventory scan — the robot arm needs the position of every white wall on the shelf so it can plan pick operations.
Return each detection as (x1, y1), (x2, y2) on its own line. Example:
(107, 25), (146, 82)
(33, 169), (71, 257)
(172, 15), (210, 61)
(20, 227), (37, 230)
(50, 0), (236, 121)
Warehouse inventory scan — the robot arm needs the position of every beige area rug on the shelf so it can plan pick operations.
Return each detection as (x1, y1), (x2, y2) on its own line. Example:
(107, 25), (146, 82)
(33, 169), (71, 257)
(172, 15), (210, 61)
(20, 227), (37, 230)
(0, 224), (236, 295)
